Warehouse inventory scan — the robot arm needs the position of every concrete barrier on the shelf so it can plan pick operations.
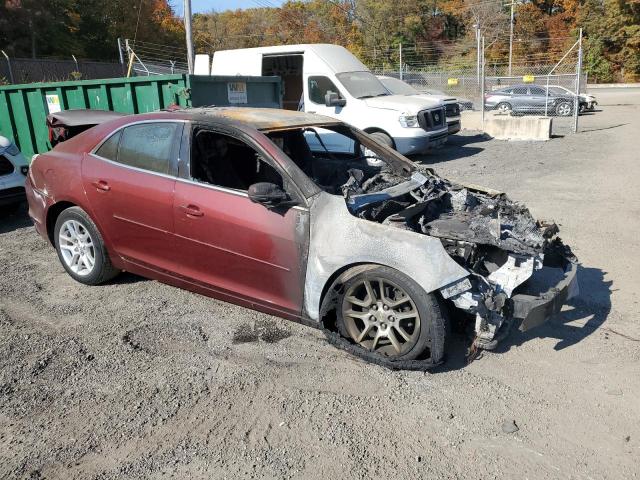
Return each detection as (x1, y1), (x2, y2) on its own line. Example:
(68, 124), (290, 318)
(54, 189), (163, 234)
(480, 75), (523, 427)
(461, 110), (552, 141)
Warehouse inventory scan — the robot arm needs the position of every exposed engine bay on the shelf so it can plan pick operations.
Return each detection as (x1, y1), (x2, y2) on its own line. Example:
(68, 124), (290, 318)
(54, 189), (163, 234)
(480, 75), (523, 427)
(338, 165), (578, 349)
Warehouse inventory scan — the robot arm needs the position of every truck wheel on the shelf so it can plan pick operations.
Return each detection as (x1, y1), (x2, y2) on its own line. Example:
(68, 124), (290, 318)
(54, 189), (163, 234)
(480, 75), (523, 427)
(54, 206), (119, 285)
(369, 131), (394, 149)
(1, 201), (23, 216)
(336, 266), (446, 363)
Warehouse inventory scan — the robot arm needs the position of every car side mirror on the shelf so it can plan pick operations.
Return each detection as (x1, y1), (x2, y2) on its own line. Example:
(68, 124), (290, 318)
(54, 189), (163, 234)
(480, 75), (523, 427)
(325, 91), (346, 107)
(248, 182), (295, 208)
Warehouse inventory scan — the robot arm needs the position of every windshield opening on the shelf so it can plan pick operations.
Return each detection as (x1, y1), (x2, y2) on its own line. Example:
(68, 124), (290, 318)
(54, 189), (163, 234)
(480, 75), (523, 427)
(336, 71), (391, 99)
(264, 125), (413, 196)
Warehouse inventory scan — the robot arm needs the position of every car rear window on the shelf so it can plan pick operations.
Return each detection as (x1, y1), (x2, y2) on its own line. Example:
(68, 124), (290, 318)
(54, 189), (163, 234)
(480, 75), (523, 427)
(95, 130), (121, 161)
(117, 123), (179, 175)
(0, 155), (14, 176)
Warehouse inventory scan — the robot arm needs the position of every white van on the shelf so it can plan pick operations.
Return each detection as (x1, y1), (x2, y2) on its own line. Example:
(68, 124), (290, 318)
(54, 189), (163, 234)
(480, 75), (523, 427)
(377, 75), (462, 135)
(210, 44), (448, 155)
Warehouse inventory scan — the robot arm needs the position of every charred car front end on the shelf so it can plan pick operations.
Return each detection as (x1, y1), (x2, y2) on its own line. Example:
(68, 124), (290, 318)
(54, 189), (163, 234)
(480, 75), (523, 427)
(338, 165), (578, 349)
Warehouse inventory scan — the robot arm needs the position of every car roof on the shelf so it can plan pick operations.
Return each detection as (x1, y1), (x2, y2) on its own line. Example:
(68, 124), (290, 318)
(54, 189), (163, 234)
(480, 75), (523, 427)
(106, 107), (342, 132)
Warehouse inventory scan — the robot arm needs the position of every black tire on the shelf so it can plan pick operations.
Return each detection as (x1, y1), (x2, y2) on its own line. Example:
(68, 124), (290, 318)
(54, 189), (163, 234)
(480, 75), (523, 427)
(579, 104), (586, 114)
(336, 266), (446, 363)
(555, 101), (572, 116)
(53, 206), (119, 285)
(496, 102), (512, 114)
(369, 131), (394, 149)
(1, 201), (23, 216)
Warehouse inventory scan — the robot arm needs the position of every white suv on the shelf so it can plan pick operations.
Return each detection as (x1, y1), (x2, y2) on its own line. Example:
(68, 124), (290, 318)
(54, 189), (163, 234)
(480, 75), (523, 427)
(0, 136), (29, 213)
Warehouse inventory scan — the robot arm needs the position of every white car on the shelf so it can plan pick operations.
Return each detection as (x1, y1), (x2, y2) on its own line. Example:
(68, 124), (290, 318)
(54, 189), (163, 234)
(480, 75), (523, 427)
(547, 85), (598, 112)
(0, 136), (29, 213)
(377, 76), (461, 134)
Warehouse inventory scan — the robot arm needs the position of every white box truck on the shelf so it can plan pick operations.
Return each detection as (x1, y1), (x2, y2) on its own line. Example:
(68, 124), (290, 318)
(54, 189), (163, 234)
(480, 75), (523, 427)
(210, 44), (448, 155)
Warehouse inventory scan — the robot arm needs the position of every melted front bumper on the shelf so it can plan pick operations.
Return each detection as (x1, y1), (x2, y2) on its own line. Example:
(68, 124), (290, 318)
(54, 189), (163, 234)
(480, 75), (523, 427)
(514, 258), (579, 331)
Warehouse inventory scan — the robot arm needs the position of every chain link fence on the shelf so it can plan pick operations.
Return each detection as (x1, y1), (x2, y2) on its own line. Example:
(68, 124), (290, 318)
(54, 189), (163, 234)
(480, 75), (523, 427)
(367, 34), (585, 135)
(0, 55), (123, 84)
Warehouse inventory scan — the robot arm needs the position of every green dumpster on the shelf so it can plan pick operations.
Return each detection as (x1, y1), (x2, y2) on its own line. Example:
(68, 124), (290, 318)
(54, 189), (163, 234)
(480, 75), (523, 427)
(0, 74), (282, 160)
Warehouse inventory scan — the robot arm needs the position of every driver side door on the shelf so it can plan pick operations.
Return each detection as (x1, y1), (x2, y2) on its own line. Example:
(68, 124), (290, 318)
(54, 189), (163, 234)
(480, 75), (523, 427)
(172, 126), (309, 319)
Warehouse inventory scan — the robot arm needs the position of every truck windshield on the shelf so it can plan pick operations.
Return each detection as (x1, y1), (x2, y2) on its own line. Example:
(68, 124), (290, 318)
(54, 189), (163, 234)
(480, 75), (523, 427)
(336, 71), (390, 99)
(380, 77), (418, 96)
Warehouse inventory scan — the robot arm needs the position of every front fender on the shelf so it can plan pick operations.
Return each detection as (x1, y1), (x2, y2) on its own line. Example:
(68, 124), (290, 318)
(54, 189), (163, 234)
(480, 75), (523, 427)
(303, 192), (469, 320)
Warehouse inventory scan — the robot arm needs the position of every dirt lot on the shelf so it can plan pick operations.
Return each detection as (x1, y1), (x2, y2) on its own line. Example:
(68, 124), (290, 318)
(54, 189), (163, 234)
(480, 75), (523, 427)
(1, 89), (639, 479)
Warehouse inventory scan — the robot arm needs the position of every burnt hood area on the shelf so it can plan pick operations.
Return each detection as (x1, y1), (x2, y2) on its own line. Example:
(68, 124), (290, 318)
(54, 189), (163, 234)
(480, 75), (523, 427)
(340, 166), (575, 272)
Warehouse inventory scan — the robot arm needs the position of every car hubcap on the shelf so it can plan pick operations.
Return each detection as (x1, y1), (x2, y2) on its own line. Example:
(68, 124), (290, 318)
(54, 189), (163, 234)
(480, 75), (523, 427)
(559, 104), (570, 115)
(498, 104), (510, 113)
(342, 278), (422, 357)
(59, 220), (96, 276)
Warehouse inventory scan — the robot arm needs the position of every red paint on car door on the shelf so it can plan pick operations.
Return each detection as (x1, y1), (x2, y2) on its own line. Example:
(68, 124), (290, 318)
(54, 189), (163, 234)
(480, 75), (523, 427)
(82, 153), (176, 272)
(172, 181), (308, 317)
(82, 121), (182, 272)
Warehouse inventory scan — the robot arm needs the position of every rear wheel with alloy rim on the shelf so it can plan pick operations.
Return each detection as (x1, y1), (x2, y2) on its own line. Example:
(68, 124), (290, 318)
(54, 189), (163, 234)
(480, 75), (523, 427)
(54, 206), (119, 285)
(496, 102), (512, 114)
(336, 266), (446, 362)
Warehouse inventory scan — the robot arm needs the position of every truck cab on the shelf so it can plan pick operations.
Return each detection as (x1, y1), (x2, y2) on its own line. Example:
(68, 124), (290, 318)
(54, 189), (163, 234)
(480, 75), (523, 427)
(210, 44), (448, 155)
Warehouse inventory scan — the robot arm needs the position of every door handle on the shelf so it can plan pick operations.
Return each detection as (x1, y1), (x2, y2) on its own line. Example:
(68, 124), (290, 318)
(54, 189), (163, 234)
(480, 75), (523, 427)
(92, 180), (111, 192)
(180, 204), (204, 217)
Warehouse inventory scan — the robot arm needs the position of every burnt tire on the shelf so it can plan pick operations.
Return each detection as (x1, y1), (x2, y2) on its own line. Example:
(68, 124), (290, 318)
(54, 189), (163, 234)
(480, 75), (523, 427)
(336, 266), (446, 363)
(54, 206), (119, 285)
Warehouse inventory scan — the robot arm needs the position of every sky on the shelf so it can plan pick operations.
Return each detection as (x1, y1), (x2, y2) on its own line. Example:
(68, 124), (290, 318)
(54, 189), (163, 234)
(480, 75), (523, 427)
(173, 0), (285, 15)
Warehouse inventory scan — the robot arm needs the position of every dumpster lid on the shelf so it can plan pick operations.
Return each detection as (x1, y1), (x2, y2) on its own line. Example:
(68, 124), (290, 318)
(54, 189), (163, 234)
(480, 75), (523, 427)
(46, 109), (126, 128)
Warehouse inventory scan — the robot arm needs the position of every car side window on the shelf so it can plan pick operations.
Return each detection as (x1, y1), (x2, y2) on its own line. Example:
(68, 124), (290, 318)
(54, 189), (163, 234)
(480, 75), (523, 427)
(529, 86), (545, 95)
(512, 86), (528, 95)
(95, 130), (121, 161)
(117, 123), (179, 175)
(191, 129), (284, 192)
(308, 76), (343, 105)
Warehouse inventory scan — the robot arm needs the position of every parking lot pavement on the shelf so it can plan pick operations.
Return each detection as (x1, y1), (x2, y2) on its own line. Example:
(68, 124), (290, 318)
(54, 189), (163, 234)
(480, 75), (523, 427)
(1, 98), (640, 479)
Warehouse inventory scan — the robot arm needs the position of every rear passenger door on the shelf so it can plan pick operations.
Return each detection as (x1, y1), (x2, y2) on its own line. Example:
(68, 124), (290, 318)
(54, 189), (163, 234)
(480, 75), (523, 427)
(83, 121), (183, 273)
(511, 85), (530, 111)
(527, 86), (548, 111)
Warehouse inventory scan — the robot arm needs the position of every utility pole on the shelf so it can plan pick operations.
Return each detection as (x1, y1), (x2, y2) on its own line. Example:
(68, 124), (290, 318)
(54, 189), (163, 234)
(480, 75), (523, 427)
(475, 22), (481, 86)
(480, 36), (485, 131)
(573, 28), (583, 133)
(508, 1), (515, 76)
(184, 0), (194, 74)
(399, 43), (403, 80)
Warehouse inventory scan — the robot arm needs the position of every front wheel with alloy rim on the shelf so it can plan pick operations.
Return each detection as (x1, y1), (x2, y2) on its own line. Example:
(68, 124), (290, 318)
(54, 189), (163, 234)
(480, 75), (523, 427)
(555, 101), (572, 116)
(54, 206), (119, 285)
(336, 266), (446, 363)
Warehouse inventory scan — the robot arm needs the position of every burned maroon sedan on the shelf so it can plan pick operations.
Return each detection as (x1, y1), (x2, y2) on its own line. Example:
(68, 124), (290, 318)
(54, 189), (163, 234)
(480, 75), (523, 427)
(26, 108), (577, 367)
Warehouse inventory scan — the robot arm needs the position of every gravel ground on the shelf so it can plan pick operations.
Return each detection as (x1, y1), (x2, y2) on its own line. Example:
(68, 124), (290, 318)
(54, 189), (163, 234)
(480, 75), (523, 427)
(1, 90), (639, 479)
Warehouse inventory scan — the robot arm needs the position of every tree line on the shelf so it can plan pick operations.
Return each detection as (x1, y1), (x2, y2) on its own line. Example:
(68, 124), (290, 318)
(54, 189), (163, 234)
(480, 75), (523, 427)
(1, 0), (638, 82)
